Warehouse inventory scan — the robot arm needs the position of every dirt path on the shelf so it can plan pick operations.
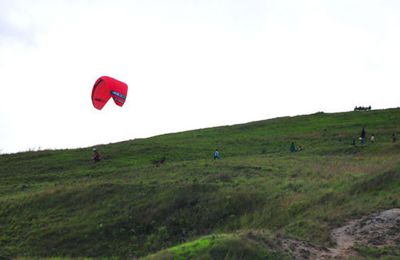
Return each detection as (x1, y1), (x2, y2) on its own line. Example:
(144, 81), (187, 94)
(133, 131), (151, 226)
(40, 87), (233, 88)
(276, 208), (400, 259)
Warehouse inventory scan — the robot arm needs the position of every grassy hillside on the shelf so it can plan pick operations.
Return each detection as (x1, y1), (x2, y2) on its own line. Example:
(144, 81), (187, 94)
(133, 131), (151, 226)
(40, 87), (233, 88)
(1, 108), (400, 259)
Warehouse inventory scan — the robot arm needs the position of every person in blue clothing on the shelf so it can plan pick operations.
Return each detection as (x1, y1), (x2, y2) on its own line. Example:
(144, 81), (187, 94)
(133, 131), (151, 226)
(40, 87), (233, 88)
(213, 149), (221, 160)
(290, 142), (296, 153)
(360, 127), (366, 144)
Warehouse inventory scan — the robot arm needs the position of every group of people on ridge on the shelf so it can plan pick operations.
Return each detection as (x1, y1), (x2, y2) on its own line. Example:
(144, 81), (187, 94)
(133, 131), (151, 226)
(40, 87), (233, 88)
(354, 106), (372, 111)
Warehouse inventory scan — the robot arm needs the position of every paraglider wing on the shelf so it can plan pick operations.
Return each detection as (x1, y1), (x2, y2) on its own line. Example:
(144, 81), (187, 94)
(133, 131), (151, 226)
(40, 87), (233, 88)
(91, 76), (128, 110)
(91, 77), (111, 110)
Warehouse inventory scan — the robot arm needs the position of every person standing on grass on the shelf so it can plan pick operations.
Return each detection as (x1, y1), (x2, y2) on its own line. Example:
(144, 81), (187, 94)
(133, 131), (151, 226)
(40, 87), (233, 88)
(92, 148), (101, 162)
(290, 142), (296, 153)
(213, 149), (221, 160)
(370, 134), (375, 143)
(360, 127), (366, 144)
(392, 132), (397, 143)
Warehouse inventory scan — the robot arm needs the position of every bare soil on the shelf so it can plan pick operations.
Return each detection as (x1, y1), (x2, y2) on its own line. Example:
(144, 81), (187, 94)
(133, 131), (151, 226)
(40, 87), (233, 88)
(275, 208), (400, 259)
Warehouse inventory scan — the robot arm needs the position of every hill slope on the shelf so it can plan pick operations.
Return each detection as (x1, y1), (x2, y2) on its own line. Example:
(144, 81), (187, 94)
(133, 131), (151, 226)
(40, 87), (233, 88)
(1, 108), (400, 259)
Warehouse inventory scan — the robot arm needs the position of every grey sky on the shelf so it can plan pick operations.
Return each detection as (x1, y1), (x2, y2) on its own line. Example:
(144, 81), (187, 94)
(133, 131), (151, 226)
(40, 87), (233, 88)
(0, 0), (399, 153)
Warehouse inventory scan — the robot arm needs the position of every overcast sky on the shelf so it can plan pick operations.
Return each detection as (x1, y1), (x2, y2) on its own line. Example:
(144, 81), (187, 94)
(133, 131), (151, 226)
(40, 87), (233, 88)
(0, 0), (399, 154)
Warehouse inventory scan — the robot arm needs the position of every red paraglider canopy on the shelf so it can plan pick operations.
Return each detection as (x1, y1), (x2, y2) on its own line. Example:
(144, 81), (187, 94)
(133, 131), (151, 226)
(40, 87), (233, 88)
(91, 76), (128, 110)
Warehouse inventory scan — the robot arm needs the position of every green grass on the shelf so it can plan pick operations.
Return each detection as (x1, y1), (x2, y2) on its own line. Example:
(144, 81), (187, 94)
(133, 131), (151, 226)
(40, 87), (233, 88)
(144, 232), (290, 259)
(1, 108), (400, 259)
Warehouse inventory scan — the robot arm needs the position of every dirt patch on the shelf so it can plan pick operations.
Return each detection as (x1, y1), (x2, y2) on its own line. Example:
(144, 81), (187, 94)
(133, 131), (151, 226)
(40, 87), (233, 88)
(274, 208), (400, 259)
(274, 238), (331, 259)
(327, 208), (400, 258)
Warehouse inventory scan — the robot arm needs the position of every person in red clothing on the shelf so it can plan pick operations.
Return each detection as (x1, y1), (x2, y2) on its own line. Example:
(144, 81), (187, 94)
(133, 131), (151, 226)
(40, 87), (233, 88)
(92, 148), (101, 162)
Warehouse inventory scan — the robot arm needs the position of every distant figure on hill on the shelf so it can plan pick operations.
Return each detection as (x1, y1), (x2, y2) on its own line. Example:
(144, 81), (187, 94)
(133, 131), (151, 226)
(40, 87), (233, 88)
(92, 148), (101, 162)
(392, 132), (397, 143)
(213, 149), (221, 160)
(370, 134), (375, 143)
(290, 142), (296, 153)
(152, 156), (166, 167)
(352, 137), (356, 145)
(360, 127), (366, 144)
